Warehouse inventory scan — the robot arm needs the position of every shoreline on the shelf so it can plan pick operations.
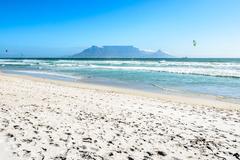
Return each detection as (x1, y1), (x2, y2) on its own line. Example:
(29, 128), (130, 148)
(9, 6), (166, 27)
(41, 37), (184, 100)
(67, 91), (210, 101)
(1, 71), (240, 110)
(1, 58), (240, 103)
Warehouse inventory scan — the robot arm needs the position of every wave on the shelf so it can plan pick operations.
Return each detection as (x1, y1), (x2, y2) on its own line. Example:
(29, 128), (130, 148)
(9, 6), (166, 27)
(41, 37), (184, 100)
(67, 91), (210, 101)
(2, 59), (240, 67)
(87, 65), (240, 78)
(50, 60), (240, 70)
(1, 59), (240, 78)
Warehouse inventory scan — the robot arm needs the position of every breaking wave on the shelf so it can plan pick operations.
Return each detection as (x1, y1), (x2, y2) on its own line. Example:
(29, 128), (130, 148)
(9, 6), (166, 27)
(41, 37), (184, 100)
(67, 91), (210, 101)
(1, 59), (240, 78)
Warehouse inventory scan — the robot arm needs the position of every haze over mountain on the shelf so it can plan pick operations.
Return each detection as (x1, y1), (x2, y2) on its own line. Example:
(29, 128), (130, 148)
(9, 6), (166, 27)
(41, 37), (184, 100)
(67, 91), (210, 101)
(72, 46), (173, 58)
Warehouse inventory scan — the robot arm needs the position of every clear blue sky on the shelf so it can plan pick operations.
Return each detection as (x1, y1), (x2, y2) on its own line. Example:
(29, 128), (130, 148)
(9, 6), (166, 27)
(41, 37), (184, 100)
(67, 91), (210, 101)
(0, 0), (240, 57)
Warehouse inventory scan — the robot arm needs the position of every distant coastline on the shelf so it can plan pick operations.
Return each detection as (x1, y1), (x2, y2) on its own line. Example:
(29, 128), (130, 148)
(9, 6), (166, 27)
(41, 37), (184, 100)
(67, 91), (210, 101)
(71, 45), (174, 58)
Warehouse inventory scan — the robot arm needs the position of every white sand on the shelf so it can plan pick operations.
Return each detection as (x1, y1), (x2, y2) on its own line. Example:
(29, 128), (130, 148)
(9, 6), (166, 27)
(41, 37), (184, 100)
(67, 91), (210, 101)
(0, 138), (13, 160)
(0, 73), (240, 160)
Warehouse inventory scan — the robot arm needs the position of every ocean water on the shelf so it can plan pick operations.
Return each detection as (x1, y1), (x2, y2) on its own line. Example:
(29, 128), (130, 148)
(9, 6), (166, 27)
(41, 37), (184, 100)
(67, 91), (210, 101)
(1, 58), (240, 100)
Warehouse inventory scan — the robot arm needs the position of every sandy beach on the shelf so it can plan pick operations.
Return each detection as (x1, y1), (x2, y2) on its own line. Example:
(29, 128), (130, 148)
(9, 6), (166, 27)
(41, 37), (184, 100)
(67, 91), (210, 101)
(0, 73), (240, 160)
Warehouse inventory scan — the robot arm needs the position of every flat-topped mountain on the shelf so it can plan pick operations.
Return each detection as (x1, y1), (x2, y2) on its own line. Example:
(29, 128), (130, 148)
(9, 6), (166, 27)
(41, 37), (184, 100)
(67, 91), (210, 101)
(72, 45), (173, 58)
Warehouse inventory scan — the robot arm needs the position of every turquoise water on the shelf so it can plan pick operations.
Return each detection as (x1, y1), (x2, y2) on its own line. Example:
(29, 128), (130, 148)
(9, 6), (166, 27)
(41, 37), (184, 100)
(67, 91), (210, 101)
(1, 58), (240, 100)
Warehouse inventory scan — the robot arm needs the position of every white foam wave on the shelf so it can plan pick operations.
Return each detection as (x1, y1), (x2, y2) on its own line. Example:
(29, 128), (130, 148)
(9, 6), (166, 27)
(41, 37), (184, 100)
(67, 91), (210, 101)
(1, 59), (240, 78)
(87, 65), (240, 78)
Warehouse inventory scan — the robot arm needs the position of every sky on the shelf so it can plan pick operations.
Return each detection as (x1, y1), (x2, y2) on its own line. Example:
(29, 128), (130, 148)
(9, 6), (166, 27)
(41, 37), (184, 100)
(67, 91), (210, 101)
(0, 0), (240, 58)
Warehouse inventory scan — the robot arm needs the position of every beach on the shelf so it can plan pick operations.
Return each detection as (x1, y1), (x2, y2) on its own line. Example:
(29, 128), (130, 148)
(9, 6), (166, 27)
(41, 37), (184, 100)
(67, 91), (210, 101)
(0, 72), (240, 160)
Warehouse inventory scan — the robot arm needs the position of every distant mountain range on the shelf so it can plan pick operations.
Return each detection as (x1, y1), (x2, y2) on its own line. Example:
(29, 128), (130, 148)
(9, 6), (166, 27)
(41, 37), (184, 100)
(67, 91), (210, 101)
(72, 45), (173, 58)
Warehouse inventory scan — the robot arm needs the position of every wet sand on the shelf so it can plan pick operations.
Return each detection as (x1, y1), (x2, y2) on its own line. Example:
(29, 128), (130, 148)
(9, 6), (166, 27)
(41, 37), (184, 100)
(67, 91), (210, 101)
(0, 73), (240, 160)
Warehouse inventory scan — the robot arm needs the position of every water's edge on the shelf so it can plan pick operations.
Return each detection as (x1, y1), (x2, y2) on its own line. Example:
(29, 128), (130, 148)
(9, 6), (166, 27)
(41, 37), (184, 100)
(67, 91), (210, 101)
(2, 69), (240, 105)
(1, 58), (240, 103)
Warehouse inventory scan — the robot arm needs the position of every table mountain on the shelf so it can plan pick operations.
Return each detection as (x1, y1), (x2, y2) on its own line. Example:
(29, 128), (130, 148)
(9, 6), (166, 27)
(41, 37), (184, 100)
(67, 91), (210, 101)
(72, 45), (173, 58)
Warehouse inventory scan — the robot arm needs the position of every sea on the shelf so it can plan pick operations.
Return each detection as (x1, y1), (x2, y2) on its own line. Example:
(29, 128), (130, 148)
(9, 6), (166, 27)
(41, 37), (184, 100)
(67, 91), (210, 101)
(1, 58), (240, 101)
